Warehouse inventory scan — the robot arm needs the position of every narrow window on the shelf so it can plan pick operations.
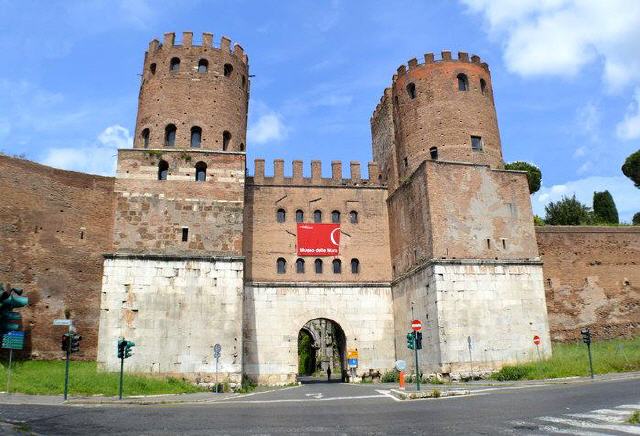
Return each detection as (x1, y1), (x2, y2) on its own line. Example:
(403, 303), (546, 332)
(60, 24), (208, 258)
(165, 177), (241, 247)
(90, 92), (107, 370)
(141, 128), (150, 148)
(222, 131), (231, 151)
(296, 258), (305, 274)
(471, 135), (483, 151)
(313, 210), (322, 223)
(332, 259), (342, 274)
(351, 258), (360, 274)
(502, 238), (507, 249)
(480, 78), (487, 95)
(331, 210), (341, 224)
(190, 126), (202, 148)
(276, 208), (286, 223)
(198, 59), (208, 73)
(164, 124), (176, 147)
(406, 82), (416, 99)
(149, 63), (156, 75)
(277, 258), (286, 274)
(349, 211), (358, 224)
(224, 63), (233, 77)
(404, 157), (408, 168)
(315, 259), (323, 274)
(430, 146), (438, 160)
(486, 239), (491, 249)
(80, 231), (84, 240)
(296, 210), (304, 223)
(170, 57), (180, 72)
(242, 75), (246, 88)
(239, 143), (245, 151)
(457, 73), (469, 91)
(181, 227), (189, 242)
(158, 160), (169, 180)
(195, 161), (207, 182)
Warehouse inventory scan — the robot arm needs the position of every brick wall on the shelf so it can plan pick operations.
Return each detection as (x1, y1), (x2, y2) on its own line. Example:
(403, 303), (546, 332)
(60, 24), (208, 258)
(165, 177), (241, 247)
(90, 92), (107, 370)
(0, 155), (114, 359)
(537, 226), (640, 341)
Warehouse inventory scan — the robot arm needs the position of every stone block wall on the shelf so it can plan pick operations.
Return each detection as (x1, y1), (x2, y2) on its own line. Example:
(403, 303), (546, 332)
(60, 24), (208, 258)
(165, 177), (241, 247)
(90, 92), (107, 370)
(537, 226), (640, 342)
(97, 256), (243, 382)
(243, 283), (395, 384)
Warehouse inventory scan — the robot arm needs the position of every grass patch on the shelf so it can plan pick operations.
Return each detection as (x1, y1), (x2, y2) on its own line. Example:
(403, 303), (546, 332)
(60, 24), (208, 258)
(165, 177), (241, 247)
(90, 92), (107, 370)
(492, 337), (640, 381)
(0, 360), (204, 397)
(628, 411), (640, 425)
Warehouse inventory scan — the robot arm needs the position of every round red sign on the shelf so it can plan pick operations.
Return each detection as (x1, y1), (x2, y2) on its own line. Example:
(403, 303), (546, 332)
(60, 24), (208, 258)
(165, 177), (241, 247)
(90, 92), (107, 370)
(533, 335), (541, 345)
(411, 320), (422, 331)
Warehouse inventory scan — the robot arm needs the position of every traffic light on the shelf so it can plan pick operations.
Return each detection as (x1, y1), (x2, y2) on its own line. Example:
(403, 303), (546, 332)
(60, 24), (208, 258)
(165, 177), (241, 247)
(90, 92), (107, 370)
(125, 341), (135, 358)
(61, 334), (70, 352)
(406, 332), (415, 350)
(581, 328), (591, 345)
(61, 333), (81, 353)
(0, 284), (28, 334)
(70, 334), (82, 353)
(415, 331), (423, 350)
(118, 338), (135, 359)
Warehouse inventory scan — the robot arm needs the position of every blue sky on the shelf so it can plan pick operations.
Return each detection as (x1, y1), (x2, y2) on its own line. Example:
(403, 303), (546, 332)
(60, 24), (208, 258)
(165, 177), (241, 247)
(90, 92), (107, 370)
(1, 0), (639, 221)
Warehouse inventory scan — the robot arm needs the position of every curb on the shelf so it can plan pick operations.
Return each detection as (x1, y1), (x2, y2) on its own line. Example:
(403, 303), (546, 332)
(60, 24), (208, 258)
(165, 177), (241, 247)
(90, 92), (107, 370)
(389, 388), (470, 400)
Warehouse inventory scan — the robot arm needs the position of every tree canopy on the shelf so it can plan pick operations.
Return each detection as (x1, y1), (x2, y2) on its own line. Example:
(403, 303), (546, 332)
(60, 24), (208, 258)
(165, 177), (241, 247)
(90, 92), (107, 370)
(633, 212), (640, 226)
(544, 195), (592, 225)
(504, 161), (542, 194)
(622, 149), (640, 188)
(592, 190), (619, 224)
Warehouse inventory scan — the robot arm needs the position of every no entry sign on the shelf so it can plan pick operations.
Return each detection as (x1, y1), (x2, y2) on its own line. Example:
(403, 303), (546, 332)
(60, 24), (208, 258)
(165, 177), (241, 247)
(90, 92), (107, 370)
(411, 320), (422, 331)
(533, 335), (541, 345)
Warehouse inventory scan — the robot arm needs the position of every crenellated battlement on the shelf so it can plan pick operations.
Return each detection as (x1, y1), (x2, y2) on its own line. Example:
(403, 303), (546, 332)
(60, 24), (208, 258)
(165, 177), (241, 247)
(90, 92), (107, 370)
(147, 31), (248, 65)
(247, 159), (384, 188)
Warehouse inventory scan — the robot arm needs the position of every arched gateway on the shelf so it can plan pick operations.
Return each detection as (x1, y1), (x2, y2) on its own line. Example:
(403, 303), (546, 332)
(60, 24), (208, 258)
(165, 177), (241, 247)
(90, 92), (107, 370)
(298, 318), (346, 382)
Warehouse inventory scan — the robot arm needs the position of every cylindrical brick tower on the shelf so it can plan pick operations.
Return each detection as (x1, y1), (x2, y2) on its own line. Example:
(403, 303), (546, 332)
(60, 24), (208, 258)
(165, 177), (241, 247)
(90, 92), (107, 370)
(134, 32), (249, 152)
(383, 51), (503, 180)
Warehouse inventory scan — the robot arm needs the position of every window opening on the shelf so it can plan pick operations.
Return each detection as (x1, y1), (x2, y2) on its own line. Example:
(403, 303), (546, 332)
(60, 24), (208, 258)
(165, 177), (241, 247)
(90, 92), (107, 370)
(191, 126), (202, 148)
(195, 161), (207, 182)
(277, 258), (286, 274)
(224, 63), (233, 77)
(170, 57), (180, 72)
(480, 78), (487, 95)
(430, 146), (438, 160)
(296, 210), (304, 223)
(315, 259), (323, 274)
(406, 82), (416, 99)
(313, 210), (322, 223)
(141, 128), (150, 148)
(223, 131), (231, 150)
(165, 124), (176, 147)
(181, 227), (189, 242)
(349, 211), (358, 224)
(457, 73), (469, 91)
(296, 258), (305, 274)
(351, 258), (360, 274)
(331, 210), (341, 223)
(486, 239), (491, 249)
(471, 135), (483, 151)
(198, 59), (208, 73)
(150, 63), (156, 75)
(158, 160), (169, 180)
(277, 208), (286, 223)
(332, 259), (342, 274)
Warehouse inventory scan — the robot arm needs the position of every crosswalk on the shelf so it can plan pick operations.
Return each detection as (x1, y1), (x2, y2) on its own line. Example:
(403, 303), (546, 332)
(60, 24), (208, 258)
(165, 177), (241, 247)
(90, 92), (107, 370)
(507, 403), (640, 435)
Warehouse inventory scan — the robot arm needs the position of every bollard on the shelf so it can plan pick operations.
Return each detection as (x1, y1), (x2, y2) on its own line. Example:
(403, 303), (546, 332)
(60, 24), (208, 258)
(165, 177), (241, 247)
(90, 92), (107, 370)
(399, 371), (405, 390)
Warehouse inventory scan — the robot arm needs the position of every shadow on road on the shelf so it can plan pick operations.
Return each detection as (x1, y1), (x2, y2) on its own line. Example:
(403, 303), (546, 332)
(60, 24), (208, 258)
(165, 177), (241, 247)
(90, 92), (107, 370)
(297, 375), (346, 384)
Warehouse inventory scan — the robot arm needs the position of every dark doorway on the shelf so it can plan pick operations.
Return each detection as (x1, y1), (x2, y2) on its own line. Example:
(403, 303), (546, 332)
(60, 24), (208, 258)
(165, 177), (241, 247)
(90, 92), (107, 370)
(297, 318), (346, 383)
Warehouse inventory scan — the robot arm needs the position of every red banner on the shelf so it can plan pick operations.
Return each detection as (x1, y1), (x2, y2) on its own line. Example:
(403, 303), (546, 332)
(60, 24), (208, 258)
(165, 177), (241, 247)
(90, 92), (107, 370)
(297, 223), (340, 256)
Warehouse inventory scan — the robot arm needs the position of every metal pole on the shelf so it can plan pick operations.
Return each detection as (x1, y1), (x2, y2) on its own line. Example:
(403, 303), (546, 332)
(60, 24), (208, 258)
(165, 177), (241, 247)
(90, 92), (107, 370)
(63, 342), (70, 401)
(587, 342), (594, 379)
(119, 353), (124, 400)
(215, 357), (219, 393)
(411, 304), (420, 391)
(6, 348), (13, 394)
(467, 336), (474, 379)
(536, 344), (542, 362)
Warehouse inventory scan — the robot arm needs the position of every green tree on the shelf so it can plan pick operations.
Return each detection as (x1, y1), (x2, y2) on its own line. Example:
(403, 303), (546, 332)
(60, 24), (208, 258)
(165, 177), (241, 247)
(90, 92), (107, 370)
(297, 331), (314, 375)
(592, 190), (619, 224)
(504, 161), (542, 194)
(633, 212), (640, 226)
(544, 195), (593, 225)
(622, 150), (640, 188)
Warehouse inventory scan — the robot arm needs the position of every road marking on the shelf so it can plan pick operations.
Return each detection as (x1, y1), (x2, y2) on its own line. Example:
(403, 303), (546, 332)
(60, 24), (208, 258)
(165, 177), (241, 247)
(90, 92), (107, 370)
(538, 416), (640, 434)
(375, 390), (402, 402)
(213, 394), (389, 404)
(617, 404), (640, 409)
(305, 393), (323, 399)
(568, 413), (627, 423)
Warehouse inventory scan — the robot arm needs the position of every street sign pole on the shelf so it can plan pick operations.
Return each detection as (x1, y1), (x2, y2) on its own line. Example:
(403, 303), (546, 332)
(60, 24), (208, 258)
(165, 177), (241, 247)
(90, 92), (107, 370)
(215, 357), (219, 393)
(213, 343), (221, 393)
(411, 305), (420, 391)
(467, 336), (473, 379)
(6, 348), (13, 394)
(63, 324), (71, 401)
(586, 341), (594, 379)
(119, 351), (124, 400)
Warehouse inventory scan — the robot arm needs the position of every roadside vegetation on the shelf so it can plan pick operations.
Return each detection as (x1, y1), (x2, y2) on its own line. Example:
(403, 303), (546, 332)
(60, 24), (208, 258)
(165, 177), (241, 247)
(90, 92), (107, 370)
(492, 337), (640, 381)
(0, 360), (204, 396)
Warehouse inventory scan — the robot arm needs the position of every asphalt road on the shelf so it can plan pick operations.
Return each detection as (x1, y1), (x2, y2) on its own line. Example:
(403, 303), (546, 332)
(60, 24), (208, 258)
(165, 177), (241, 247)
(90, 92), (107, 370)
(0, 377), (639, 435)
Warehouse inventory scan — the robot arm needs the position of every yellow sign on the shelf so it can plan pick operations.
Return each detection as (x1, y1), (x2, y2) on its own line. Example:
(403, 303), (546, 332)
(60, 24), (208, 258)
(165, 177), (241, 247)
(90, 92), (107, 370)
(347, 349), (358, 359)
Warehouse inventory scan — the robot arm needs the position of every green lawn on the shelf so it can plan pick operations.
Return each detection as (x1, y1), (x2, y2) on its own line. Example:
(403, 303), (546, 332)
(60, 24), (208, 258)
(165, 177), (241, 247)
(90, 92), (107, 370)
(0, 360), (205, 396)
(492, 336), (640, 381)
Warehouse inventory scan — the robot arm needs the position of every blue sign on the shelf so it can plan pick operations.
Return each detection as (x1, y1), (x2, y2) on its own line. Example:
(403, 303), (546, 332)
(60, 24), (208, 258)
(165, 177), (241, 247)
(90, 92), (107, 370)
(2, 331), (25, 350)
(348, 358), (358, 368)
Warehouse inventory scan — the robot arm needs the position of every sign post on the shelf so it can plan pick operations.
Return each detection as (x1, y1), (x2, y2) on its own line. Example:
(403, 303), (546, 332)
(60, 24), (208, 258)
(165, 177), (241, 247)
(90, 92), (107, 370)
(533, 335), (542, 361)
(53, 319), (74, 401)
(581, 328), (594, 379)
(213, 343), (221, 393)
(467, 336), (473, 379)
(410, 303), (421, 391)
(347, 349), (358, 382)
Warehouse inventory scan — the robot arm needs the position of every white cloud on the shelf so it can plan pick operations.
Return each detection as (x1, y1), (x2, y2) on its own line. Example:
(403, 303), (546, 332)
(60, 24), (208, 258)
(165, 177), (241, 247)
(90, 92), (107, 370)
(616, 87), (640, 140)
(248, 112), (287, 145)
(533, 175), (640, 222)
(462, 0), (640, 93)
(575, 102), (600, 142)
(42, 124), (132, 176)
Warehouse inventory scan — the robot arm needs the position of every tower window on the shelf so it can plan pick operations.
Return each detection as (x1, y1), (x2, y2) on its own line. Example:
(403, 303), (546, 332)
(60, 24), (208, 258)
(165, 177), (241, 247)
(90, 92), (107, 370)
(198, 59), (208, 73)
(471, 136), (483, 151)
(164, 124), (176, 147)
(296, 258), (305, 274)
(277, 258), (286, 274)
(351, 258), (360, 274)
(222, 131), (231, 151)
(406, 82), (416, 99)
(276, 208), (286, 223)
(480, 78), (487, 95)
(191, 126), (202, 148)
(331, 210), (341, 223)
(181, 227), (189, 242)
(486, 239), (491, 249)
(224, 63), (233, 77)
(349, 211), (358, 224)
(332, 259), (342, 274)
(430, 146), (438, 159)
(141, 128), (150, 148)
(457, 73), (469, 91)
(149, 63), (156, 75)
(404, 157), (408, 168)
(242, 75), (246, 88)
(296, 210), (304, 223)
(313, 210), (322, 223)
(315, 259), (323, 274)
(170, 57), (180, 72)
(195, 161), (207, 182)
(158, 160), (169, 181)
(239, 143), (245, 151)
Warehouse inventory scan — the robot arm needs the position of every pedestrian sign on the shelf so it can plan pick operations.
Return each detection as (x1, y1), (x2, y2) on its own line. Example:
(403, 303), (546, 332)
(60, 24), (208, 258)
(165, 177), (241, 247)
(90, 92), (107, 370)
(348, 358), (358, 368)
(2, 331), (25, 350)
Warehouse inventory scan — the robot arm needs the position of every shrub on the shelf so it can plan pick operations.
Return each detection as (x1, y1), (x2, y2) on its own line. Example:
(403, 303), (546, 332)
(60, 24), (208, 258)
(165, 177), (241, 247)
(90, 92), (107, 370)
(533, 215), (546, 226)
(431, 388), (441, 398)
(593, 190), (619, 224)
(492, 365), (530, 381)
(381, 369), (399, 383)
(544, 195), (593, 225)
(633, 212), (640, 226)
(622, 149), (640, 188)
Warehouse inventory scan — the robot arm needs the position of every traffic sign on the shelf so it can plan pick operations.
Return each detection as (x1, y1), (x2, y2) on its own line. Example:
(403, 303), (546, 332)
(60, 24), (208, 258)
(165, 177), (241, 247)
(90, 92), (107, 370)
(533, 335), (541, 345)
(53, 319), (73, 326)
(347, 349), (358, 359)
(348, 358), (358, 368)
(2, 331), (25, 350)
(411, 319), (422, 331)
(394, 360), (407, 371)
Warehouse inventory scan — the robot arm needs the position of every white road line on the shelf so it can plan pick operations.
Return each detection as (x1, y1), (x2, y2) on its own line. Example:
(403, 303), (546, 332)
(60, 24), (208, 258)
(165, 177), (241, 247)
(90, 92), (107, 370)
(214, 394), (388, 404)
(590, 408), (635, 416)
(617, 404), (640, 409)
(375, 390), (402, 402)
(568, 413), (627, 423)
(536, 424), (610, 435)
(538, 416), (640, 434)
